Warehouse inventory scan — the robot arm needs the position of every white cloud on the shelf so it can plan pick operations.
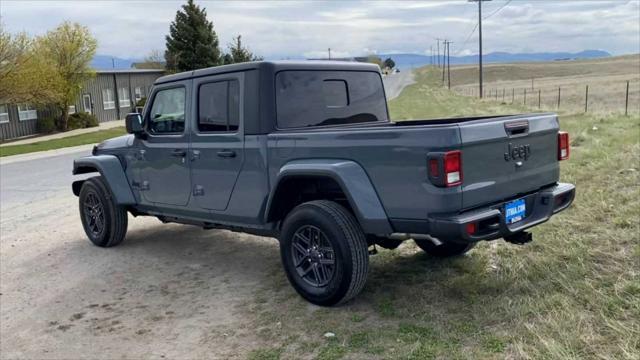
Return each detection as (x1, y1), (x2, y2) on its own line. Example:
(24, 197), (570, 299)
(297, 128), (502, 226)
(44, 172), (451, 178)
(0, 0), (638, 59)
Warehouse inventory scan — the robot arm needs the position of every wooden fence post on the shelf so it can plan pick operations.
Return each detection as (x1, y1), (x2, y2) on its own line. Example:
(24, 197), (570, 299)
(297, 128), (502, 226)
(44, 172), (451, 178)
(625, 80), (630, 116)
(502, 88), (505, 102)
(512, 88), (515, 103)
(557, 87), (561, 109)
(495, 89), (498, 101)
(524, 88), (527, 105)
(585, 85), (589, 113)
(538, 89), (541, 109)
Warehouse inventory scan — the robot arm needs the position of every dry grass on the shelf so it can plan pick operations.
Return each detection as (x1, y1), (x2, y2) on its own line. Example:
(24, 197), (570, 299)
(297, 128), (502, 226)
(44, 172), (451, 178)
(450, 54), (640, 115)
(247, 67), (640, 359)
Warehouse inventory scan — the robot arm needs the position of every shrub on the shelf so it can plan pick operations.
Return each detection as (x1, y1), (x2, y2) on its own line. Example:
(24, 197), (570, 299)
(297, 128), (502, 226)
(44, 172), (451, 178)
(68, 112), (99, 129)
(37, 116), (57, 134)
(136, 97), (147, 107)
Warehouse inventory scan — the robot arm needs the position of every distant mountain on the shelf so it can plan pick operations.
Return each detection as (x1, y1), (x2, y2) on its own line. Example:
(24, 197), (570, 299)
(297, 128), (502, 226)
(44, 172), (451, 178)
(380, 50), (611, 70)
(91, 55), (139, 70)
(93, 49), (612, 70)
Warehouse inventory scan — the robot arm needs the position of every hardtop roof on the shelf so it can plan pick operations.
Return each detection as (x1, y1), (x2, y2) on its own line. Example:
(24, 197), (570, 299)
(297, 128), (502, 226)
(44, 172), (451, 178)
(154, 60), (381, 84)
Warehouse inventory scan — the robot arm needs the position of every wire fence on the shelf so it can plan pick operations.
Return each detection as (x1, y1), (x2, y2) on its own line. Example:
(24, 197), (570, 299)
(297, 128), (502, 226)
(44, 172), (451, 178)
(455, 78), (640, 115)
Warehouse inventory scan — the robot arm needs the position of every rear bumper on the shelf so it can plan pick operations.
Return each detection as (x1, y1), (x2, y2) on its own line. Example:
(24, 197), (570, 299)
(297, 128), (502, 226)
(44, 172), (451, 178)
(390, 182), (575, 243)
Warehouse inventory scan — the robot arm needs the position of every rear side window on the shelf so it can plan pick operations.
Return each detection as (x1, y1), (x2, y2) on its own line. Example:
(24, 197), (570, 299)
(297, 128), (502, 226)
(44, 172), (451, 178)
(198, 80), (240, 132)
(276, 71), (388, 128)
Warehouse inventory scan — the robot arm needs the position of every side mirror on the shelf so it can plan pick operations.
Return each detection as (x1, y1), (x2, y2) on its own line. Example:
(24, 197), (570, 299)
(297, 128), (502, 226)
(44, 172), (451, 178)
(125, 113), (144, 136)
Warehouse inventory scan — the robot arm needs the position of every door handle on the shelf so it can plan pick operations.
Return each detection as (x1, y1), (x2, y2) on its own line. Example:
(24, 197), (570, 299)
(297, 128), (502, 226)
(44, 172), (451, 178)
(217, 150), (236, 158)
(171, 149), (187, 157)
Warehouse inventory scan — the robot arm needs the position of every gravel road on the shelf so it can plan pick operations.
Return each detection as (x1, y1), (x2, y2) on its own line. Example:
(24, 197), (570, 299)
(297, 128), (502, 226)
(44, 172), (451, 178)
(383, 70), (416, 100)
(0, 150), (283, 358)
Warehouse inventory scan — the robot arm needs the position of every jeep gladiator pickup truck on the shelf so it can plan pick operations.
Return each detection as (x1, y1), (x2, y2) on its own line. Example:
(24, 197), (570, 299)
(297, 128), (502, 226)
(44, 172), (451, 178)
(72, 61), (575, 306)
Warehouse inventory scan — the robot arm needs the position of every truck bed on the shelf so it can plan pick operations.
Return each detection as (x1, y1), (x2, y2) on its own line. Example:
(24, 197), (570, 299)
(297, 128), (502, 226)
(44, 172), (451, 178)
(268, 112), (561, 219)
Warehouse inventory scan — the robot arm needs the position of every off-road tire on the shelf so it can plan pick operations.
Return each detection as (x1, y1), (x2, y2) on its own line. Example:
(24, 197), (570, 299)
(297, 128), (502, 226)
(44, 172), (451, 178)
(414, 239), (475, 258)
(280, 200), (369, 306)
(79, 176), (128, 247)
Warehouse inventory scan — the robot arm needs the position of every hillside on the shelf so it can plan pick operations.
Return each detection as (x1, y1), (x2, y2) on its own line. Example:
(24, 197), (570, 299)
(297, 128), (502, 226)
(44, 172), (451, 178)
(445, 54), (640, 114)
(448, 54), (640, 86)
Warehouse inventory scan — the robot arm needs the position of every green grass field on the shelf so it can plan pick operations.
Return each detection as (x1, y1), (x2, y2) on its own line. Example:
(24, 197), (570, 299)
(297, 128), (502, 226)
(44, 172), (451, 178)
(0, 127), (126, 157)
(248, 67), (639, 359)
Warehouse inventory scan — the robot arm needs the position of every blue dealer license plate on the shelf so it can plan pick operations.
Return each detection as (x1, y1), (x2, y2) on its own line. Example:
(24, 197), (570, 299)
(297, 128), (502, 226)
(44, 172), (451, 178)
(505, 199), (526, 224)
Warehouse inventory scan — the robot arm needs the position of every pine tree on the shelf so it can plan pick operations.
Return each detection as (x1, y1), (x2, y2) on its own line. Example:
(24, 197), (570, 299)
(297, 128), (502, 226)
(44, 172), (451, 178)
(165, 0), (221, 72)
(226, 35), (262, 64)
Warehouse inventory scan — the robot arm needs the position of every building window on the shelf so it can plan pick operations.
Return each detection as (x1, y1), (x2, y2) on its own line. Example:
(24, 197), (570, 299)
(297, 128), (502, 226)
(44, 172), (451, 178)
(69, 105), (76, 114)
(119, 87), (130, 107)
(0, 104), (8, 123)
(102, 89), (115, 110)
(17, 104), (37, 121)
(134, 87), (143, 102)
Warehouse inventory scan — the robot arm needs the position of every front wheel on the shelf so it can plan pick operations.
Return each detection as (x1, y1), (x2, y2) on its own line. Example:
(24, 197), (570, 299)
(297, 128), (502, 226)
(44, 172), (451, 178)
(414, 238), (475, 258)
(279, 200), (369, 306)
(79, 176), (128, 247)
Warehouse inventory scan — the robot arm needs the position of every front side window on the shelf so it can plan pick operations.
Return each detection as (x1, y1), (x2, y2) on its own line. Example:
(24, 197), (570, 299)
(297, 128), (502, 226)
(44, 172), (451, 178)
(102, 89), (115, 110)
(17, 104), (37, 121)
(276, 70), (388, 128)
(198, 80), (239, 132)
(118, 87), (130, 107)
(148, 87), (185, 134)
(0, 104), (9, 123)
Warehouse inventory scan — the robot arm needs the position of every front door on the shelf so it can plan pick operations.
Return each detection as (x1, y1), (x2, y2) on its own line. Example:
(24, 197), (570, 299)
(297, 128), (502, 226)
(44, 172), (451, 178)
(190, 73), (244, 211)
(82, 94), (92, 114)
(137, 82), (192, 206)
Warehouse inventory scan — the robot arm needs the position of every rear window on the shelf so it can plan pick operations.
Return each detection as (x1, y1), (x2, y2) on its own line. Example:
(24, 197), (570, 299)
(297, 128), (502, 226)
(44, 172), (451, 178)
(276, 70), (388, 128)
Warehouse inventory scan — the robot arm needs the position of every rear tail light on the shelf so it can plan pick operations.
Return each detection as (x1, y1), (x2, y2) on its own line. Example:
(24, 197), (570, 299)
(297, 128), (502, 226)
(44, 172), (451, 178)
(558, 131), (569, 160)
(443, 150), (462, 186)
(466, 222), (477, 235)
(427, 150), (463, 187)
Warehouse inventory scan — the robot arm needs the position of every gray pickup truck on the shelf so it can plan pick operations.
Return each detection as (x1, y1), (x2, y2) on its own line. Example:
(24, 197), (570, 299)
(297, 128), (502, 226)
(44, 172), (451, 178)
(72, 61), (575, 306)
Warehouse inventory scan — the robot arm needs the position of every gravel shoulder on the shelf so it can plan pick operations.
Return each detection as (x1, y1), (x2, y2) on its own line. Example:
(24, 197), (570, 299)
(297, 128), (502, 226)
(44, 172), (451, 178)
(0, 151), (283, 359)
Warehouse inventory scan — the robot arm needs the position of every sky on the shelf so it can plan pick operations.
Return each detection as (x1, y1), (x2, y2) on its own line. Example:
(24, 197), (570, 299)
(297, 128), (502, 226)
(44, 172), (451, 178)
(1, 0), (639, 60)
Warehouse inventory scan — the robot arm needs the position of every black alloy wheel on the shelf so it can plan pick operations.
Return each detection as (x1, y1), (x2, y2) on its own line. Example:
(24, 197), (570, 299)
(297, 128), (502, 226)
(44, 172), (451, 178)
(291, 225), (336, 287)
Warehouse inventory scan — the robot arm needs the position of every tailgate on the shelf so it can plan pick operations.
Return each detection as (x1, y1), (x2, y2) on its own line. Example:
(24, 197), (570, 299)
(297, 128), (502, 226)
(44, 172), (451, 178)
(460, 114), (560, 209)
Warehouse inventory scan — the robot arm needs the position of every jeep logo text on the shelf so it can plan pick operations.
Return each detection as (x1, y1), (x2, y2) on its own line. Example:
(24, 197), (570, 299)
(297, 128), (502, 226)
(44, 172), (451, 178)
(504, 143), (531, 161)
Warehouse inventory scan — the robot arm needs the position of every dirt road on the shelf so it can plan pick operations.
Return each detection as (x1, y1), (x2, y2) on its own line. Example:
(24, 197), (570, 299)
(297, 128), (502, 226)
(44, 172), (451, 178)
(0, 150), (283, 359)
(383, 70), (416, 100)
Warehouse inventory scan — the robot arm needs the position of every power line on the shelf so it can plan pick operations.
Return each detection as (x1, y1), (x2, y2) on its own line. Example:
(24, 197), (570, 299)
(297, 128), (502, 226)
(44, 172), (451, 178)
(484, 0), (512, 20)
(455, 0), (512, 55)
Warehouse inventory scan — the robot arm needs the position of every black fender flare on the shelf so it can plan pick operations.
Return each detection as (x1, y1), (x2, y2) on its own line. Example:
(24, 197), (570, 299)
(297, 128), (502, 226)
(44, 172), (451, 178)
(72, 155), (136, 205)
(265, 159), (393, 235)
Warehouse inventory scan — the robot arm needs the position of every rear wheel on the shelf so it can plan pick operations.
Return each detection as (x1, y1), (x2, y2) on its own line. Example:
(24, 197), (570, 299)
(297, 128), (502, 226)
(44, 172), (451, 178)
(79, 176), (128, 247)
(414, 238), (475, 258)
(279, 200), (369, 306)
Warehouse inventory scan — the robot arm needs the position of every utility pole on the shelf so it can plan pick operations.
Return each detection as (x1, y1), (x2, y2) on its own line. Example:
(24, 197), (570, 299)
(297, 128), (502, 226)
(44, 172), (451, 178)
(328, 48), (331, 60)
(442, 40), (447, 84)
(436, 38), (442, 68)
(469, 0), (491, 98)
(447, 41), (452, 89)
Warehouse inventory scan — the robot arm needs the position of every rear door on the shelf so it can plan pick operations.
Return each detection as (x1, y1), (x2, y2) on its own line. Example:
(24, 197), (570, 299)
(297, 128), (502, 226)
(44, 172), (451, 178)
(460, 114), (560, 209)
(189, 72), (244, 211)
